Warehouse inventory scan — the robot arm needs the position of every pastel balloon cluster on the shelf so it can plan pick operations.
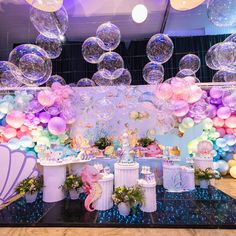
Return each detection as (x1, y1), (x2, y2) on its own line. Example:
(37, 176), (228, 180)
(0, 83), (77, 156)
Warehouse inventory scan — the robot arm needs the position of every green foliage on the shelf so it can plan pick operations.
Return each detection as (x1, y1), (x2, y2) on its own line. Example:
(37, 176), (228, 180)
(112, 185), (144, 213)
(94, 137), (112, 150)
(195, 168), (221, 180)
(61, 175), (83, 192)
(15, 176), (43, 194)
(137, 137), (154, 147)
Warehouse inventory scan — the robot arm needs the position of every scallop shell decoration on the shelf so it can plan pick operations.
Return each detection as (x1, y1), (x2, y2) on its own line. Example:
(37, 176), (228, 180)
(0, 145), (39, 205)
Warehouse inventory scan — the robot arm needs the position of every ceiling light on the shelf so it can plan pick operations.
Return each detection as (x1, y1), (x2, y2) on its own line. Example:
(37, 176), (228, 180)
(170, 0), (205, 11)
(25, 0), (63, 12)
(132, 4), (148, 24)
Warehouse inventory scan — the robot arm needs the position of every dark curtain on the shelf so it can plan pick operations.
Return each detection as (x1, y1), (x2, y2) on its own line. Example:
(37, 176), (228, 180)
(21, 34), (230, 85)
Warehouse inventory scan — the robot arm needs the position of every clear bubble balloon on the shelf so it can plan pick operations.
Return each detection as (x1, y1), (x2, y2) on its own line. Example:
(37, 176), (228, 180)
(143, 62), (164, 85)
(146, 33), (174, 64)
(207, 0), (236, 27)
(46, 74), (66, 86)
(9, 44), (52, 86)
(176, 69), (196, 77)
(30, 6), (68, 39)
(96, 97), (115, 121)
(213, 70), (236, 83)
(111, 69), (132, 86)
(0, 61), (23, 87)
(97, 52), (124, 79)
(222, 90), (236, 111)
(216, 42), (236, 72)
(96, 22), (121, 51)
(179, 54), (200, 73)
(205, 43), (221, 70)
(92, 70), (113, 86)
(224, 33), (236, 43)
(36, 34), (62, 59)
(77, 78), (95, 87)
(82, 37), (105, 64)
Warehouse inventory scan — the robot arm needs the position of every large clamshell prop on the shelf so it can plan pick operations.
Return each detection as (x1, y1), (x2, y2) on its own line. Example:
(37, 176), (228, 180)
(0, 145), (38, 205)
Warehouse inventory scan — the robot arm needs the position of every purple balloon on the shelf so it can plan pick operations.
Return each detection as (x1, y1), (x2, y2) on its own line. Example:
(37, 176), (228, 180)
(39, 112), (51, 123)
(205, 104), (217, 118)
(48, 117), (66, 135)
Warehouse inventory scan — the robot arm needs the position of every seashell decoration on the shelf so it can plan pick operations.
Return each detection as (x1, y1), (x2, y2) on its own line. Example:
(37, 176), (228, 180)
(0, 145), (38, 205)
(197, 140), (213, 157)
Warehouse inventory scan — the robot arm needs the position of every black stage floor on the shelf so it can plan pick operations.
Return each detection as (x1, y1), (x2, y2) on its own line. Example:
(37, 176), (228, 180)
(0, 186), (235, 228)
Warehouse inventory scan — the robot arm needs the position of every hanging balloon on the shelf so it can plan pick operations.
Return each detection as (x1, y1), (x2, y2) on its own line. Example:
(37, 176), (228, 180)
(179, 54), (200, 73)
(82, 37), (105, 64)
(92, 70), (113, 86)
(36, 34), (62, 59)
(112, 69), (132, 86)
(30, 6), (68, 39)
(0, 61), (23, 87)
(213, 70), (236, 83)
(215, 42), (236, 72)
(25, 0), (63, 12)
(96, 22), (121, 51)
(224, 33), (236, 43)
(205, 43), (221, 70)
(46, 75), (66, 86)
(143, 62), (164, 85)
(207, 0), (236, 27)
(77, 78), (95, 87)
(97, 52), (124, 79)
(146, 33), (174, 64)
(9, 44), (52, 86)
(96, 97), (115, 121)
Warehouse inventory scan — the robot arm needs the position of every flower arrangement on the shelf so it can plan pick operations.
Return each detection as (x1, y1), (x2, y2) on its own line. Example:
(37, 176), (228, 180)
(112, 185), (144, 213)
(195, 168), (221, 180)
(15, 176), (43, 195)
(137, 137), (155, 147)
(61, 175), (83, 193)
(94, 137), (112, 150)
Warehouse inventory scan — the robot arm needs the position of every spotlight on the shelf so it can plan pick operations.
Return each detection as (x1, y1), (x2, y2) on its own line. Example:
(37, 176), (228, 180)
(132, 4), (148, 24)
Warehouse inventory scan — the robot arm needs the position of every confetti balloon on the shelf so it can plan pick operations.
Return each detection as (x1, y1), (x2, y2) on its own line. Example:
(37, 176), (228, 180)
(0, 61), (23, 87)
(25, 0), (63, 12)
(6, 111), (25, 128)
(9, 44), (52, 86)
(96, 98), (115, 121)
(179, 54), (200, 73)
(77, 78), (95, 87)
(30, 6), (68, 38)
(46, 75), (66, 86)
(146, 34), (174, 64)
(97, 52), (124, 79)
(82, 37), (105, 64)
(36, 34), (62, 59)
(207, 0), (236, 27)
(48, 117), (66, 135)
(96, 22), (121, 51)
(143, 62), (164, 85)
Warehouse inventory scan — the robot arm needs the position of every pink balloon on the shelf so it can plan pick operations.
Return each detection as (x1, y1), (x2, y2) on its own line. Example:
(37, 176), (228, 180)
(205, 104), (217, 118)
(37, 90), (55, 107)
(3, 127), (17, 139)
(171, 77), (190, 101)
(39, 112), (51, 123)
(187, 85), (203, 103)
(213, 117), (224, 127)
(216, 107), (231, 119)
(155, 83), (173, 100)
(209, 87), (224, 99)
(172, 100), (189, 117)
(216, 128), (226, 137)
(225, 116), (236, 128)
(6, 111), (25, 128)
(226, 128), (234, 134)
(48, 117), (66, 135)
